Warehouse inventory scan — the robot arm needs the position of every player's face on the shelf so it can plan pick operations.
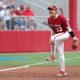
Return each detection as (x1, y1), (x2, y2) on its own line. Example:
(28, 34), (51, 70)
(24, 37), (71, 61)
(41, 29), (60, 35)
(48, 9), (57, 17)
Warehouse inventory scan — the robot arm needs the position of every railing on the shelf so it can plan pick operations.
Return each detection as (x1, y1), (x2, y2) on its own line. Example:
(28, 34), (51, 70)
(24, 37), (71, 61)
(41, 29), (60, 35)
(0, 16), (51, 31)
(0, 16), (79, 31)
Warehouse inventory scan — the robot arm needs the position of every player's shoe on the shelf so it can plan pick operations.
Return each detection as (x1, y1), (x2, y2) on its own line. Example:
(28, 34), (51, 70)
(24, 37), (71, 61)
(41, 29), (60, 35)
(45, 54), (55, 62)
(56, 71), (67, 77)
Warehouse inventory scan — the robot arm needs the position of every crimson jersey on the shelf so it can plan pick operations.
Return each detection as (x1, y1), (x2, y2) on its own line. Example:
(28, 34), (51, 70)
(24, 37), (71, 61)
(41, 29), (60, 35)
(48, 14), (68, 34)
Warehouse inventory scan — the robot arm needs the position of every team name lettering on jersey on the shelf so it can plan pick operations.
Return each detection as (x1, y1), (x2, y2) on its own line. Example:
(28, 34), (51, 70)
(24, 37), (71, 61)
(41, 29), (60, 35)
(49, 24), (62, 33)
(48, 14), (68, 34)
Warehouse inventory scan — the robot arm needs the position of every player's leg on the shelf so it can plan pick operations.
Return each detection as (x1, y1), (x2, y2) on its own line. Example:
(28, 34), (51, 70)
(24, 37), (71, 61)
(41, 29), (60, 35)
(46, 33), (63, 62)
(46, 39), (56, 62)
(57, 42), (65, 71)
(55, 32), (69, 76)
(56, 42), (67, 76)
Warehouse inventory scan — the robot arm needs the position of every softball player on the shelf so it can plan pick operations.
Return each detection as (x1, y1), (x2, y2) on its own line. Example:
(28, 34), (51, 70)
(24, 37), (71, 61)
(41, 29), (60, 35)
(46, 5), (78, 77)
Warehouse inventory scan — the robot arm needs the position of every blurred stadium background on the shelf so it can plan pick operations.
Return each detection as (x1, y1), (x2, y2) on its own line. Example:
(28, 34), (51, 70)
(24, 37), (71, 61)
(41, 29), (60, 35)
(0, 1), (80, 80)
(0, 0), (80, 52)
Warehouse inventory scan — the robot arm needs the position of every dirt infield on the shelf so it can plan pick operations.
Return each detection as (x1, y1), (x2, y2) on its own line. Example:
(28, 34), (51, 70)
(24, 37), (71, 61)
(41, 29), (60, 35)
(0, 66), (80, 80)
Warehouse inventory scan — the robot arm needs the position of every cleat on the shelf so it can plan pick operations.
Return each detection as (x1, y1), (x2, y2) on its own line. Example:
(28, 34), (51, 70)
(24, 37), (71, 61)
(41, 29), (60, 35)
(56, 71), (67, 77)
(45, 55), (55, 62)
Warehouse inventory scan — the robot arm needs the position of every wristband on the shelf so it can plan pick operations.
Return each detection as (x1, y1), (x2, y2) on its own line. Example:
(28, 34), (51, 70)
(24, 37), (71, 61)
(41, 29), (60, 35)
(69, 31), (75, 38)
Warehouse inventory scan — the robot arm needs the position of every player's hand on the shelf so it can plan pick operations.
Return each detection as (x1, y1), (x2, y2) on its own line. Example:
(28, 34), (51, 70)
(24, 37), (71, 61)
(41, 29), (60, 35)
(49, 40), (55, 45)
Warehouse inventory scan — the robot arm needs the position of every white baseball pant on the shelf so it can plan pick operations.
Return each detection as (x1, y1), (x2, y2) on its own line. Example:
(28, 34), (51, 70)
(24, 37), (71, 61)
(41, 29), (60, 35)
(50, 31), (69, 71)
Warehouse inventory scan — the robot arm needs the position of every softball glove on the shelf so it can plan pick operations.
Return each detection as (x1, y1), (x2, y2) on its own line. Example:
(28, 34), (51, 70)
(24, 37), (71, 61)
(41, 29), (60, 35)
(71, 37), (79, 49)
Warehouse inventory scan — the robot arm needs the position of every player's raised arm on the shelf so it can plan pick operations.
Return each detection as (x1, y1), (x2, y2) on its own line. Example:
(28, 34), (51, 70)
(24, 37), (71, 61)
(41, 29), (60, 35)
(66, 26), (79, 49)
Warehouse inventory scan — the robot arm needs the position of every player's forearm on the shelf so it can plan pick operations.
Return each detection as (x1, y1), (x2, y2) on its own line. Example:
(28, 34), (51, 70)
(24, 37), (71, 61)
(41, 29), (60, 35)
(69, 31), (75, 38)
(66, 26), (75, 38)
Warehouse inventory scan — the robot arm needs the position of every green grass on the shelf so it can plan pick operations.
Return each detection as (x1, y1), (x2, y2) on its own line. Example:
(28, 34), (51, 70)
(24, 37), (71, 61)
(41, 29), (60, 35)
(0, 51), (80, 67)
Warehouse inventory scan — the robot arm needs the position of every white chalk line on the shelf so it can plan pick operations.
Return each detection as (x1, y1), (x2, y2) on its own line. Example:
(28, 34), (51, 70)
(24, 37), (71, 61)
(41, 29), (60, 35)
(0, 57), (80, 72)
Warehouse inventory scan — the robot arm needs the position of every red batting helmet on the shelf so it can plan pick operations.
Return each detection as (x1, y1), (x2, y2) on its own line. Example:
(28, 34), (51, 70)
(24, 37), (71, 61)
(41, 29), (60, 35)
(47, 5), (57, 11)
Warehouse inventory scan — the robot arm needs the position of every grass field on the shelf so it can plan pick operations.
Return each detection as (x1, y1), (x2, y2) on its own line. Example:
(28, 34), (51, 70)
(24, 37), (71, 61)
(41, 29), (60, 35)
(0, 51), (80, 80)
(0, 51), (80, 67)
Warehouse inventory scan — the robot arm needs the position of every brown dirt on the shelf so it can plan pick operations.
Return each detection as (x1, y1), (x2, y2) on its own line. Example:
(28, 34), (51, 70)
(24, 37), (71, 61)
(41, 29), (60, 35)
(0, 66), (80, 80)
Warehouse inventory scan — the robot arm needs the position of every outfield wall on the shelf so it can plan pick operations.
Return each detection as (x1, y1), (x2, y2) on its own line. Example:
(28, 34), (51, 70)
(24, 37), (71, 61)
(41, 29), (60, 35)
(0, 31), (79, 53)
(0, 31), (50, 52)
